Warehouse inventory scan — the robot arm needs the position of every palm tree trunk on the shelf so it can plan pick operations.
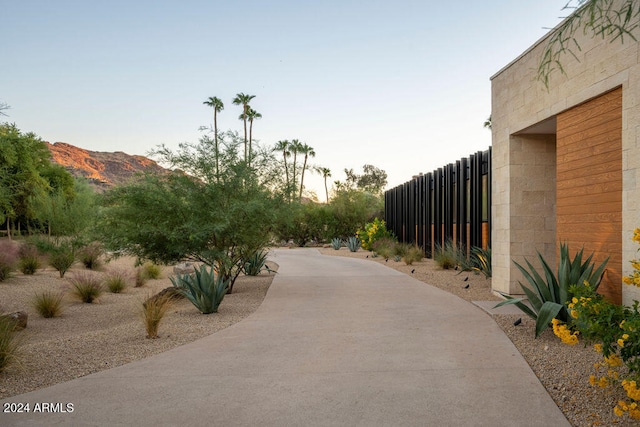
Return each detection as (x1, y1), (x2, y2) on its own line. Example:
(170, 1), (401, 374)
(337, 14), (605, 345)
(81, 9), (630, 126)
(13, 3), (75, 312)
(283, 152), (289, 196)
(243, 105), (248, 162)
(299, 155), (308, 200)
(248, 118), (253, 167)
(214, 110), (219, 182)
(324, 177), (329, 203)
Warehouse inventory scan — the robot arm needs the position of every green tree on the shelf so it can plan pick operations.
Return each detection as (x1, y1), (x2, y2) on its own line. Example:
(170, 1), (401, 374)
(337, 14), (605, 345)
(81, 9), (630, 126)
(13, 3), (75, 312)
(341, 164), (388, 194)
(203, 96), (224, 180)
(539, 0), (640, 86)
(0, 123), (51, 237)
(298, 143), (315, 201)
(98, 132), (282, 293)
(232, 92), (256, 161)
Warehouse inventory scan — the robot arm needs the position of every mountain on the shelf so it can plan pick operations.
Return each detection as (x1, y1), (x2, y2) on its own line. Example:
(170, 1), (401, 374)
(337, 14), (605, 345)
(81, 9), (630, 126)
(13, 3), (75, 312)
(46, 142), (168, 190)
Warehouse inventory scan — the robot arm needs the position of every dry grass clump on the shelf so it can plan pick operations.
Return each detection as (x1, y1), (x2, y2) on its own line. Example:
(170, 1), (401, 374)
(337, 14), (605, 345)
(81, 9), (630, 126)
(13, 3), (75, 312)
(0, 314), (22, 373)
(79, 241), (104, 270)
(32, 291), (65, 318)
(49, 244), (75, 278)
(18, 243), (41, 275)
(105, 269), (129, 293)
(68, 271), (104, 303)
(0, 240), (19, 281)
(142, 293), (173, 339)
(142, 262), (162, 279)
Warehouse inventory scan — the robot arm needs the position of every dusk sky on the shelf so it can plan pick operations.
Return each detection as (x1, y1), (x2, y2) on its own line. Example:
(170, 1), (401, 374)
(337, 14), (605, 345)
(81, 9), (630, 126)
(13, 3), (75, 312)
(2, 1), (569, 198)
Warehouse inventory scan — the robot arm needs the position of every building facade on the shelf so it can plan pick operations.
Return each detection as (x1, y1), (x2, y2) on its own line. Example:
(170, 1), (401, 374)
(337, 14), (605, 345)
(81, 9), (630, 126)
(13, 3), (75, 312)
(491, 7), (640, 305)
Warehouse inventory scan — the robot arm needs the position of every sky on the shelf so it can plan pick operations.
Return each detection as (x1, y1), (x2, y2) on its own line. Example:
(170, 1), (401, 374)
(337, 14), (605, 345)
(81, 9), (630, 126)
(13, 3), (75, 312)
(1, 1), (569, 199)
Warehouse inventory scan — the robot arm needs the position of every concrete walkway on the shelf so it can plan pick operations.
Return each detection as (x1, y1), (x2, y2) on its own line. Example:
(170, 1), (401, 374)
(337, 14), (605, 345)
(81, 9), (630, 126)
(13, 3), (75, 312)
(1, 249), (569, 426)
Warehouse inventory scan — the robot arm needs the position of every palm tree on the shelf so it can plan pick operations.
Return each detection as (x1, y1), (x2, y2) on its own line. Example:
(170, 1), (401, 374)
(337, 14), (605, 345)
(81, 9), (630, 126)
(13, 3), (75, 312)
(289, 139), (303, 195)
(203, 96), (224, 180)
(274, 140), (291, 197)
(246, 108), (262, 165)
(315, 166), (332, 203)
(298, 143), (316, 200)
(232, 93), (255, 161)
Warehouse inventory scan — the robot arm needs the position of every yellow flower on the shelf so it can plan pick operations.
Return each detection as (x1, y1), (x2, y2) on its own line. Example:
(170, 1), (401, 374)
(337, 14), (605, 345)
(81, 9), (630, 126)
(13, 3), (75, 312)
(618, 338), (626, 347)
(594, 343), (603, 353)
(572, 297), (578, 304)
(615, 405), (625, 417)
(589, 375), (597, 386)
(604, 354), (623, 367)
(570, 309), (578, 319)
(597, 377), (609, 388)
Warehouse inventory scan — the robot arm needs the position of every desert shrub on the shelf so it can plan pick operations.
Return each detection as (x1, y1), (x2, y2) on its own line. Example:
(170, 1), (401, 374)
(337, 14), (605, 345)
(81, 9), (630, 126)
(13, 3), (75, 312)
(170, 264), (229, 314)
(69, 272), (103, 303)
(331, 238), (342, 250)
(433, 240), (460, 270)
(346, 236), (361, 252)
(134, 267), (148, 287)
(0, 240), (19, 281)
(372, 237), (396, 259)
(142, 262), (162, 280)
(18, 243), (41, 275)
(105, 270), (129, 293)
(49, 244), (75, 278)
(242, 249), (269, 276)
(402, 246), (424, 265)
(27, 235), (57, 255)
(142, 293), (173, 339)
(32, 291), (65, 318)
(79, 241), (103, 270)
(494, 243), (608, 337)
(0, 314), (21, 373)
(356, 218), (394, 251)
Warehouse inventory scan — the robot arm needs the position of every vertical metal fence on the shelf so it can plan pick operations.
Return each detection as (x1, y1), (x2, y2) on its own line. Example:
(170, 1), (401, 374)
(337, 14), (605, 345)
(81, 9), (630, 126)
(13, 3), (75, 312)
(384, 148), (491, 257)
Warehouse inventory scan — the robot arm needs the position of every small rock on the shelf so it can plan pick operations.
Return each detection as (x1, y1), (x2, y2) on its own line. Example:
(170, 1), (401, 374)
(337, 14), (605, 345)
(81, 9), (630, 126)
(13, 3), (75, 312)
(3, 311), (28, 330)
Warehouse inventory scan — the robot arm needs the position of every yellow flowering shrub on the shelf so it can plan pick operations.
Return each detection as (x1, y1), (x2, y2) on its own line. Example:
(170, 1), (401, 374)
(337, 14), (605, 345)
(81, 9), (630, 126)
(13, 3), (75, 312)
(356, 218), (393, 251)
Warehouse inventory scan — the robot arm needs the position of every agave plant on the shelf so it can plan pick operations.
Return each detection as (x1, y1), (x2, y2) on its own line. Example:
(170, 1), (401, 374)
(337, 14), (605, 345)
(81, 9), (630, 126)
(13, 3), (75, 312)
(170, 264), (230, 314)
(346, 236), (360, 252)
(471, 247), (492, 278)
(242, 249), (269, 276)
(331, 238), (343, 250)
(494, 243), (608, 337)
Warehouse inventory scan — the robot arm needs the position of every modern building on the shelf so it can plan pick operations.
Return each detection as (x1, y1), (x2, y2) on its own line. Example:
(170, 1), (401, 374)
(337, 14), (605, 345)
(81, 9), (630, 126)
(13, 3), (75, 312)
(490, 5), (640, 305)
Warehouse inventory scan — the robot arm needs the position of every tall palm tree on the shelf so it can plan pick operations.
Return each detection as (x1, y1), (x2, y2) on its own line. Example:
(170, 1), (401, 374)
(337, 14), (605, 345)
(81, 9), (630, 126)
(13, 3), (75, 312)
(289, 139), (303, 195)
(232, 93), (255, 162)
(203, 96), (224, 180)
(315, 166), (332, 203)
(298, 143), (316, 200)
(274, 140), (291, 197)
(246, 108), (262, 165)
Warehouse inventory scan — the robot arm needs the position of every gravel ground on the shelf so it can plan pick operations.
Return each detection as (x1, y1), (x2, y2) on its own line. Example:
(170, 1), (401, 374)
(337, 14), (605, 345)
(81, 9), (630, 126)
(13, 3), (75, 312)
(320, 247), (636, 427)
(1, 247), (637, 426)
(0, 256), (276, 400)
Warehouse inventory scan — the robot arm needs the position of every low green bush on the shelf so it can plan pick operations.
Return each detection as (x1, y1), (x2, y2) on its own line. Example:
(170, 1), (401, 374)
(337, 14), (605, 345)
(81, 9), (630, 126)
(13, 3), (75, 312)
(49, 244), (75, 278)
(142, 262), (162, 280)
(170, 264), (229, 314)
(372, 237), (396, 259)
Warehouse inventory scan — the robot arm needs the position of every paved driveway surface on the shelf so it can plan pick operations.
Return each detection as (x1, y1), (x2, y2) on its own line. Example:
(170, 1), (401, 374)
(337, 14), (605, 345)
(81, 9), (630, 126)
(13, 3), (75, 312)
(0, 249), (569, 426)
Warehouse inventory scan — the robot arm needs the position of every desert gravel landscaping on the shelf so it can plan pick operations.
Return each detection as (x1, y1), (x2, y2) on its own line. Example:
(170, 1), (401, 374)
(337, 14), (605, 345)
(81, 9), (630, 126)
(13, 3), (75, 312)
(0, 247), (636, 426)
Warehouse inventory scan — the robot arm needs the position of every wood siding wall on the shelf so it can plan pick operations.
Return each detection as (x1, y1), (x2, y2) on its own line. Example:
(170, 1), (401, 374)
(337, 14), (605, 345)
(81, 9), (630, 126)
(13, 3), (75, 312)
(556, 88), (622, 303)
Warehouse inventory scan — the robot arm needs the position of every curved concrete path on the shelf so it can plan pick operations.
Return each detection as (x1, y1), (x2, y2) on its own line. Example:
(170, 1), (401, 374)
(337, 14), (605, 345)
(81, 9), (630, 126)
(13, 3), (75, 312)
(1, 249), (569, 426)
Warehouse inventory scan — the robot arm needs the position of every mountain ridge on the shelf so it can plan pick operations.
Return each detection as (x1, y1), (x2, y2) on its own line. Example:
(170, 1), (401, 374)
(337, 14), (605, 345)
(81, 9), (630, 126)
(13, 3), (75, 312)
(46, 142), (167, 190)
